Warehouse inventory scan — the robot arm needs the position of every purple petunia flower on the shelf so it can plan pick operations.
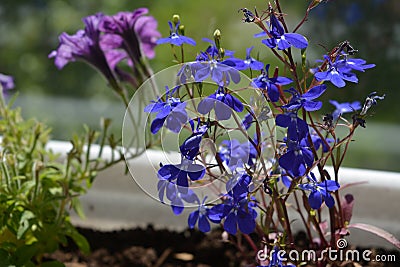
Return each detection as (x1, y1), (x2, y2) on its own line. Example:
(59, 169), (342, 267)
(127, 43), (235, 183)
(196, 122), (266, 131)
(197, 86), (244, 120)
(144, 86), (188, 134)
(282, 85), (327, 112)
(0, 73), (15, 90)
(49, 13), (117, 83)
(99, 8), (161, 66)
(259, 13), (308, 50)
(252, 64), (292, 102)
(329, 100), (361, 120)
(157, 21), (196, 46)
(299, 172), (340, 209)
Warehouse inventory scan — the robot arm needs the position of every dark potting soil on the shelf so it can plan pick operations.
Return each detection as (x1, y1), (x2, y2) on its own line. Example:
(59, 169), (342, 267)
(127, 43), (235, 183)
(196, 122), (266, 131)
(44, 225), (399, 267)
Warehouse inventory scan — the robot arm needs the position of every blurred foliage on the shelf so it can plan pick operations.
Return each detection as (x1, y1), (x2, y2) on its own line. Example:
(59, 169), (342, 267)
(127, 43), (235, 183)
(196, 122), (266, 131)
(0, 0), (399, 169)
(308, 0), (400, 123)
(0, 86), (132, 265)
(0, 93), (91, 266)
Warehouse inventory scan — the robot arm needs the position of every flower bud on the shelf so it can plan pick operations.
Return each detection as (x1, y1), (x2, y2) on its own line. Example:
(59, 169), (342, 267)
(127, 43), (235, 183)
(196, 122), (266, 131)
(172, 14), (180, 26)
(100, 117), (112, 130)
(213, 29), (221, 39)
(178, 24), (185, 35)
(214, 29), (221, 49)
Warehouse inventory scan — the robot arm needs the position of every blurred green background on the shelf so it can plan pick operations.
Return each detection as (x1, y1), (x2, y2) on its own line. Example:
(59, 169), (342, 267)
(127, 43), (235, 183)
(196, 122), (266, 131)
(0, 0), (399, 171)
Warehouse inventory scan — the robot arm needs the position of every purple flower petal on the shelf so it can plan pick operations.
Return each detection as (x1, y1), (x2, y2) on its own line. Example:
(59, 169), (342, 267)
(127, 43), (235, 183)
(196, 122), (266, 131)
(309, 190), (323, 209)
(224, 212), (238, 234)
(284, 33), (308, 49)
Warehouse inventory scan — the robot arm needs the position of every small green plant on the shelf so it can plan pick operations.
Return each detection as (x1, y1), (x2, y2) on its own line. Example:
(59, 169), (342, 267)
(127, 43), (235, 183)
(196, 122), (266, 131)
(0, 91), (124, 266)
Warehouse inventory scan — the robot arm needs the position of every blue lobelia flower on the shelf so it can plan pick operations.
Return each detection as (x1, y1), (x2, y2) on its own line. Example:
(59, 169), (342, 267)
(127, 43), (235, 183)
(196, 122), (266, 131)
(252, 64), (292, 102)
(302, 129), (334, 153)
(197, 86), (244, 120)
(208, 192), (257, 235)
(157, 180), (198, 215)
(157, 157), (205, 189)
(178, 39), (244, 86)
(157, 121), (207, 190)
(190, 60), (242, 86)
(260, 13), (308, 50)
(314, 55), (375, 88)
(299, 172), (340, 210)
(156, 21), (196, 46)
(329, 100), (361, 120)
(188, 197), (212, 232)
(242, 112), (254, 130)
(218, 139), (256, 171)
(237, 46), (264, 71)
(196, 38), (235, 59)
(281, 173), (293, 188)
(282, 85), (327, 112)
(144, 86), (188, 134)
(275, 112), (309, 142)
(336, 57), (375, 73)
(226, 172), (252, 197)
(179, 120), (208, 160)
(279, 138), (314, 177)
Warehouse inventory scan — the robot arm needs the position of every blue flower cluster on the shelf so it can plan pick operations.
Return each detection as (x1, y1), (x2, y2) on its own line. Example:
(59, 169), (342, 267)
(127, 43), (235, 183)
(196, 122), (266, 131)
(146, 12), (380, 239)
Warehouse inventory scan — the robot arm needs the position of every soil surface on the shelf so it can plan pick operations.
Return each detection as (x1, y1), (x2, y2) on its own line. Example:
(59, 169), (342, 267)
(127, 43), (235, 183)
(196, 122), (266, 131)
(44, 225), (399, 267)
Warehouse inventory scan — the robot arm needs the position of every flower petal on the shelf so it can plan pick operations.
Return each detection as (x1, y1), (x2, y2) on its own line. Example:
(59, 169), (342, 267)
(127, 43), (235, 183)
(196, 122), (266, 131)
(284, 33), (308, 49)
(309, 190), (323, 209)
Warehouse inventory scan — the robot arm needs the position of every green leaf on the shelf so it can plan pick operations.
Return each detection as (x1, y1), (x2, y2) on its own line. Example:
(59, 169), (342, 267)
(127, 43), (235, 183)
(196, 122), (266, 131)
(71, 198), (85, 219)
(67, 227), (90, 254)
(17, 210), (35, 239)
(18, 180), (35, 195)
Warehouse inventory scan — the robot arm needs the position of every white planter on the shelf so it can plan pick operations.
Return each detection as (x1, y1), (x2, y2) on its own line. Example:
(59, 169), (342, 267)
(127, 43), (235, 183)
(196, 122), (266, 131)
(47, 141), (400, 248)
